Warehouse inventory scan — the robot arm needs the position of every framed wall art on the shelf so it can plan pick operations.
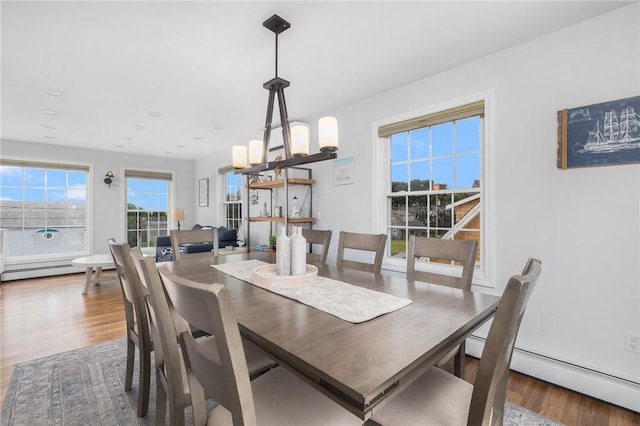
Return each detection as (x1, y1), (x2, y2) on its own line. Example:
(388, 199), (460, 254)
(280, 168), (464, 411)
(198, 178), (209, 207)
(334, 156), (355, 186)
(557, 95), (640, 169)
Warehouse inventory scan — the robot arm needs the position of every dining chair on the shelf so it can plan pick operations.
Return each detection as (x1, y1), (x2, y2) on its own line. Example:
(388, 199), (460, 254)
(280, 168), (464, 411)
(107, 239), (152, 417)
(407, 236), (478, 377)
(336, 231), (387, 275)
(170, 228), (219, 261)
(301, 228), (332, 266)
(157, 265), (364, 426)
(131, 251), (278, 425)
(371, 258), (542, 426)
(407, 236), (478, 289)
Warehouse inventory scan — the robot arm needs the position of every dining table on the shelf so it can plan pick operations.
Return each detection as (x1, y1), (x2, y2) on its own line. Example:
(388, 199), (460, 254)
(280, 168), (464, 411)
(163, 252), (500, 421)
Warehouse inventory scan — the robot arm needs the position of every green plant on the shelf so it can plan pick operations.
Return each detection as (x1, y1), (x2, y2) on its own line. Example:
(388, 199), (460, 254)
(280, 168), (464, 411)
(269, 234), (277, 247)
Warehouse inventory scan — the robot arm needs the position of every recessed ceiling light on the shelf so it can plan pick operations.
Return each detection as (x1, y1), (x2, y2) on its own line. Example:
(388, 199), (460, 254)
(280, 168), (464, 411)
(164, 151), (172, 154)
(43, 124), (56, 129)
(44, 89), (64, 97)
(133, 125), (145, 131)
(42, 109), (57, 115)
(124, 136), (134, 141)
(115, 144), (125, 148)
(177, 144), (185, 148)
(147, 110), (161, 117)
(44, 136), (56, 139)
(212, 126), (224, 130)
(193, 136), (202, 140)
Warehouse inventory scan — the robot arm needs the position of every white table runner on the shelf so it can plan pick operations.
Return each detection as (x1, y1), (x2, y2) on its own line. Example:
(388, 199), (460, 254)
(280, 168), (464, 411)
(212, 260), (412, 323)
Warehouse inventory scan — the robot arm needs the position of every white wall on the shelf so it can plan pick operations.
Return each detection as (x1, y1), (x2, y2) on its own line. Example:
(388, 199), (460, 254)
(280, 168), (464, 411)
(1, 139), (196, 256)
(196, 4), (640, 410)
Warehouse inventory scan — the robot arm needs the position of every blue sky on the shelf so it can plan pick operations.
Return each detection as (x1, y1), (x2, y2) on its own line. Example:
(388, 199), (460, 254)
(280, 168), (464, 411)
(390, 117), (480, 190)
(126, 178), (168, 210)
(0, 166), (87, 202)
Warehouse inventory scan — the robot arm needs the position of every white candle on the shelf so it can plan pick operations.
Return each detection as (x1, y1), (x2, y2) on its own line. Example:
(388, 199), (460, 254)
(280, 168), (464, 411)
(291, 125), (309, 156)
(249, 139), (264, 165)
(232, 145), (248, 168)
(319, 116), (338, 151)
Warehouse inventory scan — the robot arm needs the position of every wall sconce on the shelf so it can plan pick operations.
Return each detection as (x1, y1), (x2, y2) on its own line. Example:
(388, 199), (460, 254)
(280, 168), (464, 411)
(171, 208), (185, 230)
(104, 171), (114, 187)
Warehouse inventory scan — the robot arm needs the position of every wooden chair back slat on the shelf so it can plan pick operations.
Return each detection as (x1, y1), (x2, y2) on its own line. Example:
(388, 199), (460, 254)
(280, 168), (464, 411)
(170, 229), (219, 260)
(407, 236), (478, 290)
(301, 229), (332, 266)
(336, 231), (387, 275)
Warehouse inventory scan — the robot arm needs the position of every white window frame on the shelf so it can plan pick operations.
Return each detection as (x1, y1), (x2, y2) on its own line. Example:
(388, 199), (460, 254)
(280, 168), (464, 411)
(218, 166), (244, 243)
(372, 90), (496, 287)
(122, 168), (174, 255)
(0, 156), (93, 264)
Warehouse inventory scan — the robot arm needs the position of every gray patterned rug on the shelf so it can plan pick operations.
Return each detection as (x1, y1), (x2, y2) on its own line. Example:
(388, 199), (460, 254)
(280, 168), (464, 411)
(2, 338), (564, 425)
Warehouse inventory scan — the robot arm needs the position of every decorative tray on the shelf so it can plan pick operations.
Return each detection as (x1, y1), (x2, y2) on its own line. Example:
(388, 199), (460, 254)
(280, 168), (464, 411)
(253, 264), (318, 287)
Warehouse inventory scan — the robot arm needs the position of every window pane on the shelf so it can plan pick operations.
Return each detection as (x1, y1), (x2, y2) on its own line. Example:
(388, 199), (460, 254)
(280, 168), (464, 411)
(25, 168), (45, 187)
(409, 160), (429, 191)
(391, 164), (408, 192)
(1, 165), (23, 186)
(432, 157), (453, 189)
(429, 193), (452, 228)
(389, 228), (406, 258)
(391, 133), (408, 162)
(159, 193), (168, 209)
(432, 122), (453, 156)
(138, 193), (149, 210)
(455, 153), (480, 189)
(47, 170), (66, 188)
(148, 180), (158, 192)
(0, 187), (22, 201)
(390, 196), (406, 226)
(409, 128), (428, 160)
(408, 195), (428, 226)
(25, 188), (45, 202)
(46, 189), (66, 202)
(457, 116), (480, 152)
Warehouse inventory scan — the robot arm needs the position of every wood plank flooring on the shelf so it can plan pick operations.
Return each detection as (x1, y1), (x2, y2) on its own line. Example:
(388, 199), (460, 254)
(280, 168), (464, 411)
(1, 273), (639, 425)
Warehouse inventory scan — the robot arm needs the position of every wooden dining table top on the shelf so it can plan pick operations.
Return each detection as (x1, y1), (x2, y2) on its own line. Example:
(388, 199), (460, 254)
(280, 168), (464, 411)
(163, 252), (500, 420)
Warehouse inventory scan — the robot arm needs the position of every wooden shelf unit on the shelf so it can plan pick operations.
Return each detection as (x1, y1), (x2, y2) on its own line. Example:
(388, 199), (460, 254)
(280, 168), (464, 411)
(245, 167), (315, 248)
(248, 178), (315, 189)
(248, 216), (316, 223)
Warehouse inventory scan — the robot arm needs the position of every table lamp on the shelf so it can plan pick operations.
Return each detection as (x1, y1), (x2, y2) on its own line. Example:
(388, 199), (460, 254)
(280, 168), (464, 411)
(171, 208), (185, 230)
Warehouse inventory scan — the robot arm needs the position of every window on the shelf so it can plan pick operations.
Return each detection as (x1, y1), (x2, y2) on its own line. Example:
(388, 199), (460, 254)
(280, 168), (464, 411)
(0, 160), (88, 259)
(221, 168), (243, 231)
(375, 96), (492, 283)
(125, 170), (171, 248)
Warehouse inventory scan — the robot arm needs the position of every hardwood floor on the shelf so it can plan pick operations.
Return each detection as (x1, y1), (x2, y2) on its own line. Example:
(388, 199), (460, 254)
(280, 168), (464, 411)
(1, 273), (639, 425)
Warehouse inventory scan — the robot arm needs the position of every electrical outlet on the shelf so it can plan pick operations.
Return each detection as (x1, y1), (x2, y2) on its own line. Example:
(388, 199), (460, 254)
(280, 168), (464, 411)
(625, 331), (640, 354)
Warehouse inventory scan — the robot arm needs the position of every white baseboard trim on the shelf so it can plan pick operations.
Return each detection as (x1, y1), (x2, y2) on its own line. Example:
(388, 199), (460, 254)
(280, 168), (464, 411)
(467, 336), (640, 413)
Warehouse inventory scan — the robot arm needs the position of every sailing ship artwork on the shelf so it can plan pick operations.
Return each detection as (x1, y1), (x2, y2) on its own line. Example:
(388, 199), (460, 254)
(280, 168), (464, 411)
(557, 95), (640, 169)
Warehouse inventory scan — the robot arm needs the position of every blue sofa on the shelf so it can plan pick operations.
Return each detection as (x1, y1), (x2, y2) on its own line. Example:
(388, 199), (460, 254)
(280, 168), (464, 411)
(155, 225), (238, 262)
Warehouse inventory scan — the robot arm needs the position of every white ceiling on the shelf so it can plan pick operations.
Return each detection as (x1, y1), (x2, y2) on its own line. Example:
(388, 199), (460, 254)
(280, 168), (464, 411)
(1, 1), (629, 161)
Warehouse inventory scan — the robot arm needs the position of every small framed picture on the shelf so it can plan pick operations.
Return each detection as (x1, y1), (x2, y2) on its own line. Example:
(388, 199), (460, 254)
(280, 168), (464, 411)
(198, 178), (209, 207)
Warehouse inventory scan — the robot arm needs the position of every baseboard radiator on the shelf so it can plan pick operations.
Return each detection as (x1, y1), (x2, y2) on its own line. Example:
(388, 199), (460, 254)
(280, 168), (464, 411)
(1, 262), (85, 282)
(467, 335), (640, 413)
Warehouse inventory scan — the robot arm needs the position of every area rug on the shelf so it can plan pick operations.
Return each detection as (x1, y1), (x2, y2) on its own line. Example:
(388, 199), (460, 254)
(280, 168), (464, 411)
(2, 338), (564, 425)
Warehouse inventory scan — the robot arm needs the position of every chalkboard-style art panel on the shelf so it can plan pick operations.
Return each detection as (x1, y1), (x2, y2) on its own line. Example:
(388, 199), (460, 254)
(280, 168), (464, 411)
(557, 95), (640, 169)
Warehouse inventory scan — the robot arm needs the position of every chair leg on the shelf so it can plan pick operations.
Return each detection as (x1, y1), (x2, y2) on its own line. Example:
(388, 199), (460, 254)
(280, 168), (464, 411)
(137, 345), (151, 417)
(187, 372), (206, 426)
(168, 394), (186, 426)
(125, 336), (135, 391)
(155, 371), (167, 426)
(454, 340), (466, 378)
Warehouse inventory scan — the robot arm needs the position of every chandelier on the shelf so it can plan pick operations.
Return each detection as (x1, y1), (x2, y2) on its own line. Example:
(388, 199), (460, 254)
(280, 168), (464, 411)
(232, 14), (338, 175)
